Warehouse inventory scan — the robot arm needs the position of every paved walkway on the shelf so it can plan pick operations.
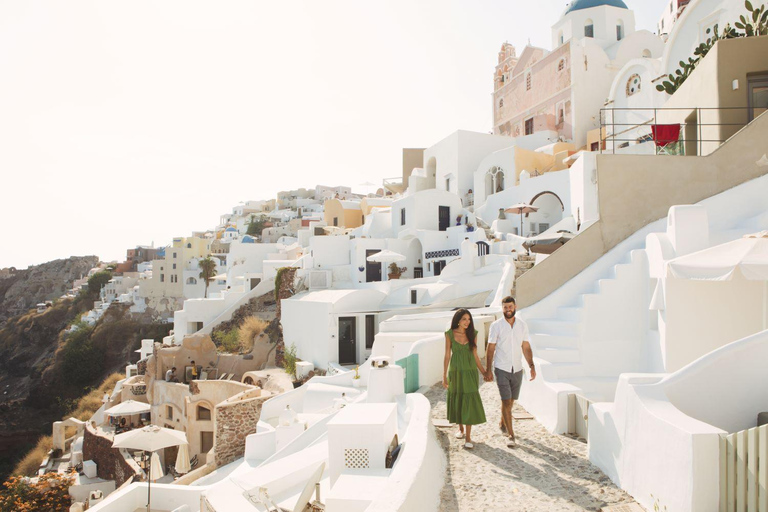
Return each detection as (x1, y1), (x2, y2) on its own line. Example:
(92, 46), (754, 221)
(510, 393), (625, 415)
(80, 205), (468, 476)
(425, 382), (639, 511)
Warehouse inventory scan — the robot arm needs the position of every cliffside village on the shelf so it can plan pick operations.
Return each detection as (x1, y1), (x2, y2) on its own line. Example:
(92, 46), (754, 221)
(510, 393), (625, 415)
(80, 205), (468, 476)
(19, 0), (768, 510)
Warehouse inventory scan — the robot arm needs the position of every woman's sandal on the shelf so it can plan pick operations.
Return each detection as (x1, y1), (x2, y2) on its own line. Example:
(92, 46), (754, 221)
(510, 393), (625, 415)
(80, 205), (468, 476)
(464, 442), (474, 449)
(454, 431), (465, 439)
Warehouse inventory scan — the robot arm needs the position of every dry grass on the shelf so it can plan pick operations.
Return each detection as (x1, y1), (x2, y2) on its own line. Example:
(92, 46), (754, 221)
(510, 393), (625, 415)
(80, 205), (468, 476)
(12, 436), (52, 477)
(238, 316), (269, 353)
(69, 372), (123, 421)
(11, 372), (123, 477)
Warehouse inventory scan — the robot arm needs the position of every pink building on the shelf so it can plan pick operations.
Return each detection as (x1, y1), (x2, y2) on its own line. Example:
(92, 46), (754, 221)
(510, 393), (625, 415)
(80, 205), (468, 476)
(492, 0), (664, 148)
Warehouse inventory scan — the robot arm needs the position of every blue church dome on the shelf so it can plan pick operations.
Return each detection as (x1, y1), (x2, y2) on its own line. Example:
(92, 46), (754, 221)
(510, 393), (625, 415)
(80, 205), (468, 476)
(242, 235), (256, 244)
(565, 0), (628, 14)
(225, 227), (237, 232)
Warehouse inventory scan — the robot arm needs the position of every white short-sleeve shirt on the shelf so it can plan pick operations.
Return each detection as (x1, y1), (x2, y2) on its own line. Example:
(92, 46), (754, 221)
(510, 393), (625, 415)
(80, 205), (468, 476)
(488, 317), (529, 372)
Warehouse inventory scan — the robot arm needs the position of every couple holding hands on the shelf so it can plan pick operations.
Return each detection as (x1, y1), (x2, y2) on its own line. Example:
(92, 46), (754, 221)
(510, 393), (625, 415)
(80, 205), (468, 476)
(442, 296), (536, 449)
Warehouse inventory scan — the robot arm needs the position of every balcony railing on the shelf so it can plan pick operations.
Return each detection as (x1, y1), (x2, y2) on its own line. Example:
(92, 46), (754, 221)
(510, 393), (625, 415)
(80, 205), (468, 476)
(599, 106), (757, 156)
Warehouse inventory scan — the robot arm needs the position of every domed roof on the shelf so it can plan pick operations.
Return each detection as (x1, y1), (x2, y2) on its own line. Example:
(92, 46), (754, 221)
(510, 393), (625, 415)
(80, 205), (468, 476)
(241, 235), (256, 244)
(225, 227), (237, 232)
(565, 0), (628, 14)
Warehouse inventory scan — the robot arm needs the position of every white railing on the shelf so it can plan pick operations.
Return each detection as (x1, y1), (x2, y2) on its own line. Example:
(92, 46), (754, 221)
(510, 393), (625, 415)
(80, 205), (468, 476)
(719, 423), (768, 511)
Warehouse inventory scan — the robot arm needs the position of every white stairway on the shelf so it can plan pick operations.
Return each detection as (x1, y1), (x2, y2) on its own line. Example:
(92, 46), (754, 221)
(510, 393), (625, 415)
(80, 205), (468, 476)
(520, 249), (650, 431)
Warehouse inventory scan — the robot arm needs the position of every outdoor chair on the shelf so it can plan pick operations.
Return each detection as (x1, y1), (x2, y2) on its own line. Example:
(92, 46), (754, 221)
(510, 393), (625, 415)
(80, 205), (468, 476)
(218, 373), (229, 380)
(190, 455), (199, 469)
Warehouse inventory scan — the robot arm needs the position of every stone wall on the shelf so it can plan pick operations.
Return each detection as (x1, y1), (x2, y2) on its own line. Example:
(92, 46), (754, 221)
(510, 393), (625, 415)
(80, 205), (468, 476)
(274, 267), (298, 368)
(213, 393), (270, 467)
(82, 424), (142, 486)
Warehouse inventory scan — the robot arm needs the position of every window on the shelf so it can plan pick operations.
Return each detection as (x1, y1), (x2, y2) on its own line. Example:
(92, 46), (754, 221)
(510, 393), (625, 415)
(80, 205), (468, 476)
(558, 31), (564, 45)
(160, 274), (165, 283)
(186, 277), (197, 285)
(499, 98), (504, 108)
(617, 20), (624, 40)
(524, 118), (534, 135)
(186, 243), (192, 248)
(585, 19), (594, 38)
(166, 406), (173, 420)
(626, 74), (641, 96)
(201, 431), (214, 454)
(173, 252), (177, 259)
(333, 217), (338, 227)
(445, 178), (450, 191)
(526, 73), (532, 91)
(197, 405), (211, 421)
(410, 290), (418, 305)
(748, 73), (768, 121)
(558, 59), (565, 72)
(400, 208), (406, 226)
(172, 263), (176, 270)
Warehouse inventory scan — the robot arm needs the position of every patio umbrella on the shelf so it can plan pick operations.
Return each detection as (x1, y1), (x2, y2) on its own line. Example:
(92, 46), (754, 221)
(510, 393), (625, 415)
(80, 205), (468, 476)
(174, 443), (191, 474)
(668, 234), (768, 329)
(504, 203), (539, 238)
(112, 425), (188, 512)
(104, 400), (151, 417)
(149, 452), (164, 481)
(367, 250), (406, 281)
(523, 231), (575, 255)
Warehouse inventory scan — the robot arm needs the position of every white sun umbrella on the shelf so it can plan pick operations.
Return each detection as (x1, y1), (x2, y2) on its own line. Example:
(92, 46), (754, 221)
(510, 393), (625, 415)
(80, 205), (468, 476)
(668, 234), (768, 329)
(174, 443), (191, 474)
(504, 203), (539, 238)
(112, 425), (188, 512)
(149, 452), (164, 481)
(366, 250), (406, 281)
(104, 400), (151, 417)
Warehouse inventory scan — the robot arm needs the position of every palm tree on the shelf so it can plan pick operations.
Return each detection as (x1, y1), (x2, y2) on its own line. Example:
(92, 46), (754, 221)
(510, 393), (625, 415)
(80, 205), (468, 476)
(198, 256), (217, 298)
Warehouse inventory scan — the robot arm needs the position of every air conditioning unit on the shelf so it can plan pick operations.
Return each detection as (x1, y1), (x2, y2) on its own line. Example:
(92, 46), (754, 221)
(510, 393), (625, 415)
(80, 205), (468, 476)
(309, 270), (331, 290)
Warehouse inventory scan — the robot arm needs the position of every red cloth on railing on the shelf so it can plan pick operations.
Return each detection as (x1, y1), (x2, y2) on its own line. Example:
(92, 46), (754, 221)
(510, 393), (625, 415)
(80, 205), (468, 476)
(651, 124), (681, 147)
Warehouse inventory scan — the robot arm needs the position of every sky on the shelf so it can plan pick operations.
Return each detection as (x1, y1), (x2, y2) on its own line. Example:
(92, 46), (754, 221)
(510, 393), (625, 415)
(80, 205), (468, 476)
(0, 0), (666, 269)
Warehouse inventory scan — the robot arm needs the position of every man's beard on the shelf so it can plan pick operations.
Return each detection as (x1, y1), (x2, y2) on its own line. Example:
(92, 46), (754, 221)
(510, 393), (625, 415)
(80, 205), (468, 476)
(504, 310), (516, 318)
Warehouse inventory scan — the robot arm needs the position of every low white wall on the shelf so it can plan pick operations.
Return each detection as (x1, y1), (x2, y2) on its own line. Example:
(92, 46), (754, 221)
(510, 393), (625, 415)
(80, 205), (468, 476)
(88, 482), (203, 511)
(406, 334), (445, 388)
(590, 329), (768, 512)
(366, 393), (445, 512)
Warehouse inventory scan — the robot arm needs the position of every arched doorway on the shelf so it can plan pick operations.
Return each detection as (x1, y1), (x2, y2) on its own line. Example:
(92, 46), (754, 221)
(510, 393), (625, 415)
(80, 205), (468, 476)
(526, 191), (565, 236)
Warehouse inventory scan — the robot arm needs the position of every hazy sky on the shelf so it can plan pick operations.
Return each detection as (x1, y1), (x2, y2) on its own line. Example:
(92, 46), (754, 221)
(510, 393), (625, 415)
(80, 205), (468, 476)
(0, 0), (666, 269)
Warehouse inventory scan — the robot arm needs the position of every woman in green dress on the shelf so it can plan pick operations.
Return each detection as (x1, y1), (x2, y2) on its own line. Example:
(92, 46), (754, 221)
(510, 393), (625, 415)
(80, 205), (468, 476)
(442, 308), (489, 448)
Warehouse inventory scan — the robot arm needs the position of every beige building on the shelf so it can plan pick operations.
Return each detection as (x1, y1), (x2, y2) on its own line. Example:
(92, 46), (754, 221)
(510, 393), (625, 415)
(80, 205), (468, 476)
(324, 199), (363, 229)
(139, 236), (213, 314)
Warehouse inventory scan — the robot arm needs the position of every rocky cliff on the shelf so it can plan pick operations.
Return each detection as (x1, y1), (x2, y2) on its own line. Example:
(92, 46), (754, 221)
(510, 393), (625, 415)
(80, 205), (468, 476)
(0, 256), (99, 325)
(0, 257), (171, 481)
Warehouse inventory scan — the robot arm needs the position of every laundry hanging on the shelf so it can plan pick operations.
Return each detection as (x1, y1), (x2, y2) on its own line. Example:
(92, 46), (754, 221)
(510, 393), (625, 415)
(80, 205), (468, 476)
(651, 124), (681, 147)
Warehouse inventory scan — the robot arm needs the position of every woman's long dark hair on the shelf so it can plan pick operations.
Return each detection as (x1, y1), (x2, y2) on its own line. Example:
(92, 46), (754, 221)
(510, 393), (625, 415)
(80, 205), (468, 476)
(450, 308), (476, 350)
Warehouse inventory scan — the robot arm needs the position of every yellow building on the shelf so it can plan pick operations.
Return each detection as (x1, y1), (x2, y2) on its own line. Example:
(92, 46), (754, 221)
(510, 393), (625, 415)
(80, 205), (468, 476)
(323, 199), (364, 229)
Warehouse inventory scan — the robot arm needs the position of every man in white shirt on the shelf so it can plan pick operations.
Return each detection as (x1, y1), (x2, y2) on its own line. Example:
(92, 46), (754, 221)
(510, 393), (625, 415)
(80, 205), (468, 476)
(486, 296), (536, 447)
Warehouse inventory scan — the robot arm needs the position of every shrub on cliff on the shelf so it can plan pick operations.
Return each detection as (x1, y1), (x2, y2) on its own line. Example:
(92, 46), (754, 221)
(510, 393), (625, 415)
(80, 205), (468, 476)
(0, 470), (74, 512)
(238, 316), (269, 353)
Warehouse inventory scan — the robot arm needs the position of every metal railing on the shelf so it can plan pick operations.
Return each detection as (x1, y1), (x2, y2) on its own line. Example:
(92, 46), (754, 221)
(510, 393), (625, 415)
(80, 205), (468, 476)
(599, 106), (755, 156)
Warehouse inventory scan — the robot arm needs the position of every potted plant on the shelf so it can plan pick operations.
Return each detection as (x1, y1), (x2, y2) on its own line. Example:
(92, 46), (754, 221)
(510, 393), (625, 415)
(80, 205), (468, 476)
(388, 263), (407, 279)
(352, 366), (362, 388)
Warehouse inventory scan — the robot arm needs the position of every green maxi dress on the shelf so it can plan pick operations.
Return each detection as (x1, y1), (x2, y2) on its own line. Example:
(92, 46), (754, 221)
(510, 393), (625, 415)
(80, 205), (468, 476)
(446, 329), (486, 425)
